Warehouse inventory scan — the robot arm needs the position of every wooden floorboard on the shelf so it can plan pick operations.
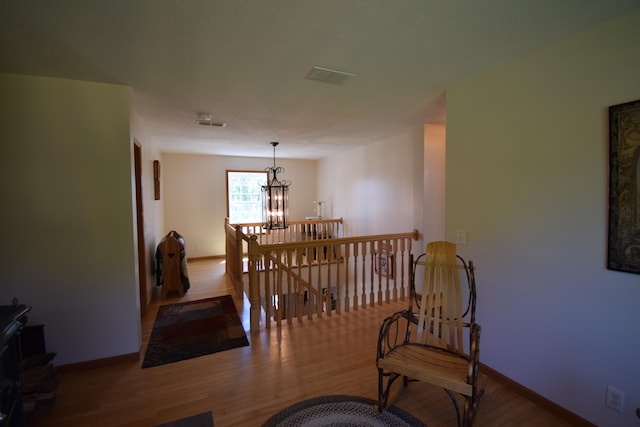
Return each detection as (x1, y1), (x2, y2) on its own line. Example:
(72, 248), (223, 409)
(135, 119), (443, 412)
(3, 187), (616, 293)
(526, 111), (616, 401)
(26, 258), (574, 427)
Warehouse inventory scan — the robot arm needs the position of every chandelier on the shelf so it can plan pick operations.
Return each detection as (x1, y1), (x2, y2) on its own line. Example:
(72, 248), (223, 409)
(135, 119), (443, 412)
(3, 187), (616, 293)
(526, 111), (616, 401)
(262, 142), (290, 229)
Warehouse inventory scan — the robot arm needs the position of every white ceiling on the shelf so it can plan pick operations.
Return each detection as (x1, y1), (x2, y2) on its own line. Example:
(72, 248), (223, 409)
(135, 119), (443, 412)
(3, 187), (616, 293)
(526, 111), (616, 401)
(1, 0), (638, 159)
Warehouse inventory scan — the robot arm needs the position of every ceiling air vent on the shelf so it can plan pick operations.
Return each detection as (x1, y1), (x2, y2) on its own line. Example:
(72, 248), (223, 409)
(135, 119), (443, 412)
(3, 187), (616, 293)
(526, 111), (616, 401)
(196, 114), (227, 127)
(305, 66), (355, 85)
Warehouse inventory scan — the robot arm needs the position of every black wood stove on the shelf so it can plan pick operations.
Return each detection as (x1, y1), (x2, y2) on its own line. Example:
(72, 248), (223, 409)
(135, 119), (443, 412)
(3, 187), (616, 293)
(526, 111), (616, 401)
(0, 304), (31, 427)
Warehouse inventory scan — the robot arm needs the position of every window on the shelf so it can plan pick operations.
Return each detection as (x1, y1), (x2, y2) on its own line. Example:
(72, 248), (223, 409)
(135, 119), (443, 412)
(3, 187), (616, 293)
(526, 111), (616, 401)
(226, 170), (267, 224)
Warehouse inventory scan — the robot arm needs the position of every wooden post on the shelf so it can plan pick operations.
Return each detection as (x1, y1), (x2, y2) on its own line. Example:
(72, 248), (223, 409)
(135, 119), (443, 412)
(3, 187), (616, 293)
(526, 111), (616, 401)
(248, 234), (261, 332)
(234, 224), (243, 297)
(224, 218), (230, 275)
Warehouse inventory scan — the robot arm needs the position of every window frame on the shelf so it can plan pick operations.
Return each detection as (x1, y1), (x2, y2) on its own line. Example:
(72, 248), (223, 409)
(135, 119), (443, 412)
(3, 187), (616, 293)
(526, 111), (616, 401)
(226, 169), (267, 224)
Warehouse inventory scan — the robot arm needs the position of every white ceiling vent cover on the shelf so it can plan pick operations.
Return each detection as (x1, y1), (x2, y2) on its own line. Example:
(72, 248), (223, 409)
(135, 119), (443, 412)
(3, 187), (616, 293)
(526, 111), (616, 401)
(305, 66), (355, 85)
(196, 114), (227, 127)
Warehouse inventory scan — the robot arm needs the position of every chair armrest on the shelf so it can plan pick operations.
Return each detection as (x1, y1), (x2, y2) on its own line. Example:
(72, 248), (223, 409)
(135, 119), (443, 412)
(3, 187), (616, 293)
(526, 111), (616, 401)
(376, 309), (412, 361)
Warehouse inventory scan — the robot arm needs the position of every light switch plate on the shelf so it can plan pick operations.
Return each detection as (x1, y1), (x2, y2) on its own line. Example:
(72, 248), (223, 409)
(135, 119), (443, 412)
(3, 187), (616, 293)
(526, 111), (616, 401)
(456, 229), (467, 246)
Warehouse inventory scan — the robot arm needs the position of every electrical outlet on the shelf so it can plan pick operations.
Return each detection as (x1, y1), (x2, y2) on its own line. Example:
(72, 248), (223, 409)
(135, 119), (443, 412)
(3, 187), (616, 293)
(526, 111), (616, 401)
(605, 386), (624, 413)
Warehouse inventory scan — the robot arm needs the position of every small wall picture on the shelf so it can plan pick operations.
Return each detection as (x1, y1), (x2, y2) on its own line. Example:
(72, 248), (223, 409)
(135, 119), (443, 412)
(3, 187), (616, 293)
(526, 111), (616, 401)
(153, 160), (161, 200)
(375, 242), (395, 279)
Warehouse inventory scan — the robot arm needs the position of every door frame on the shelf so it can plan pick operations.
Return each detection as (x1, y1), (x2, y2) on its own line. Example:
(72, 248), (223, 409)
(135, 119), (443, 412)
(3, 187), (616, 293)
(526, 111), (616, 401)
(134, 142), (148, 318)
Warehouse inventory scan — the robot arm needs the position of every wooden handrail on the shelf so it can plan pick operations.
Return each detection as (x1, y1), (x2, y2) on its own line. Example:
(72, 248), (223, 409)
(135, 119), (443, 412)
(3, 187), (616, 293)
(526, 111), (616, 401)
(232, 218), (344, 244)
(256, 230), (419, 251)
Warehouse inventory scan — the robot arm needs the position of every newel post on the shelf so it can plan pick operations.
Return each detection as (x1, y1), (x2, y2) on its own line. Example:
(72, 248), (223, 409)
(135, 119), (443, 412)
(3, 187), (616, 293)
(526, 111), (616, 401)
(224, 218), (230, 274)
(248, 234), (261, 332)
(233, 224), (243, 296)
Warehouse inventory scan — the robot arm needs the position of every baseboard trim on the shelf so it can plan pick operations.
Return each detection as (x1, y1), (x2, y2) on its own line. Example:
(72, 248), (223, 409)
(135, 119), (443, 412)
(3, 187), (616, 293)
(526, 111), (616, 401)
(187, 255), (225, 261)
(480, 363), (596, 427)
(57, 351), (140, 374)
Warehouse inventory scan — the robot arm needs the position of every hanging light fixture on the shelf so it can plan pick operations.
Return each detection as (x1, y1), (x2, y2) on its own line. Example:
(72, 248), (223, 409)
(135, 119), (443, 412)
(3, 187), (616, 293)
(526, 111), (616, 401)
(262, 142), (290, 229)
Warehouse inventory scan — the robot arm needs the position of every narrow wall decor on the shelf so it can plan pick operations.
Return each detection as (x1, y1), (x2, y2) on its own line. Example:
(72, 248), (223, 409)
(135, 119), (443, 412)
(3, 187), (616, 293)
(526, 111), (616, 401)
(375, 242), (395, 280)
(608, 99), (640, 274)
(153, 160), (161, 200)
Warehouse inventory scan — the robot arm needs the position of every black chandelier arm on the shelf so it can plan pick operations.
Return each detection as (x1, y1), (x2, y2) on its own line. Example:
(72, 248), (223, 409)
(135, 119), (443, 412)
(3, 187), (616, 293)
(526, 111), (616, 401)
(265, 166), (290, 186)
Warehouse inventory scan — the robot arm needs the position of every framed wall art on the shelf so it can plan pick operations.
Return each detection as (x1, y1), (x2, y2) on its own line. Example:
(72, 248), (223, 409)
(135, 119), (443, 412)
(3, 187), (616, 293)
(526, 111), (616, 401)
(153, 160), (161, 200)
(375, 242), (395, 280)
(608, 99), (640, 274)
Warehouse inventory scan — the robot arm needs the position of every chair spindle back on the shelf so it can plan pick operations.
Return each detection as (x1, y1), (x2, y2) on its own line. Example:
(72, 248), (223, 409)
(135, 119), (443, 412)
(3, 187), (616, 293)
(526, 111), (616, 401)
(416, 241), (467, 354)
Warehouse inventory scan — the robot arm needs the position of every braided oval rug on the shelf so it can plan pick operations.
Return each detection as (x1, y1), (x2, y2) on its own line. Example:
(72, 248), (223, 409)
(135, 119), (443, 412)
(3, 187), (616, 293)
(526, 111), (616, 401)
(262, 395), (426, 427)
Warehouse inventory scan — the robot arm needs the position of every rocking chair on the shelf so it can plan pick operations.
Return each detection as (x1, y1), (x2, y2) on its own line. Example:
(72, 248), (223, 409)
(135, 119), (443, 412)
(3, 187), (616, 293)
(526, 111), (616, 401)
(376, 241), (482, 427)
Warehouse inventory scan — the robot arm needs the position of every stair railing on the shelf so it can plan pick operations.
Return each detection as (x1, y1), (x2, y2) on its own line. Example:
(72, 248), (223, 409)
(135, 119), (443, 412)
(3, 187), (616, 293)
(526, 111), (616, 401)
(245, 229), (419, 331)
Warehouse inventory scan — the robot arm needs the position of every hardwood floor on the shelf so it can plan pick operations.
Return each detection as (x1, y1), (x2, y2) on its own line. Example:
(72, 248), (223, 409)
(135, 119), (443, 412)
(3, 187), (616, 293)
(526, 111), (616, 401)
(26, 258), (573, 427)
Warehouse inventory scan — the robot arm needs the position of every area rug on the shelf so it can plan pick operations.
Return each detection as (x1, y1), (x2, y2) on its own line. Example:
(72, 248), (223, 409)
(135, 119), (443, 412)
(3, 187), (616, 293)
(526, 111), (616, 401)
(155, 411), (214, 427)
(262, 395), (426, 426)
(142, 295), (249, 368)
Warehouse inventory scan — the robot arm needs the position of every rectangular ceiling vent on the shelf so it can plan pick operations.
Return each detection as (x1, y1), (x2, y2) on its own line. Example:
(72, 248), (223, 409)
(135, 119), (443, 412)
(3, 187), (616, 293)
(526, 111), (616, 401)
(196, 114), (227, 127)
(305, 66), (355, 85)
(197, 120), (226, 127)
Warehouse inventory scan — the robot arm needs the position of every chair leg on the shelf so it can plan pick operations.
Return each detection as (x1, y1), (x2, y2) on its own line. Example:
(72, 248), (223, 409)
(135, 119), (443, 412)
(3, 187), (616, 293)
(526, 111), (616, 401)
(377, 370), (400, 412)
(462, 394), (482, 427)
(444, 389), (462, 427)
(377, 369), (386, 412)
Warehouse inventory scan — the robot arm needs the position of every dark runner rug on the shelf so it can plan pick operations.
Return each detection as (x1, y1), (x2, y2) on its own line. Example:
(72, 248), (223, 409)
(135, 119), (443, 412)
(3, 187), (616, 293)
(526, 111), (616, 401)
(262, 395), (426, 426)
(142, 295), (249, 368)
(155, 411), (214, 427)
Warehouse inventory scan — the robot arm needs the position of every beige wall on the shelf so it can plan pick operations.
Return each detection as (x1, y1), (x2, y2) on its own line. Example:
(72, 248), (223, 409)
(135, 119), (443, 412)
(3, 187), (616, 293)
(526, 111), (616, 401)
(317, 128), (422, 243)
(160, 153), (318, 257)
(0, 73), (140, 365)
(423, 123), (446, 243)
(446, 9), (640, 426)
